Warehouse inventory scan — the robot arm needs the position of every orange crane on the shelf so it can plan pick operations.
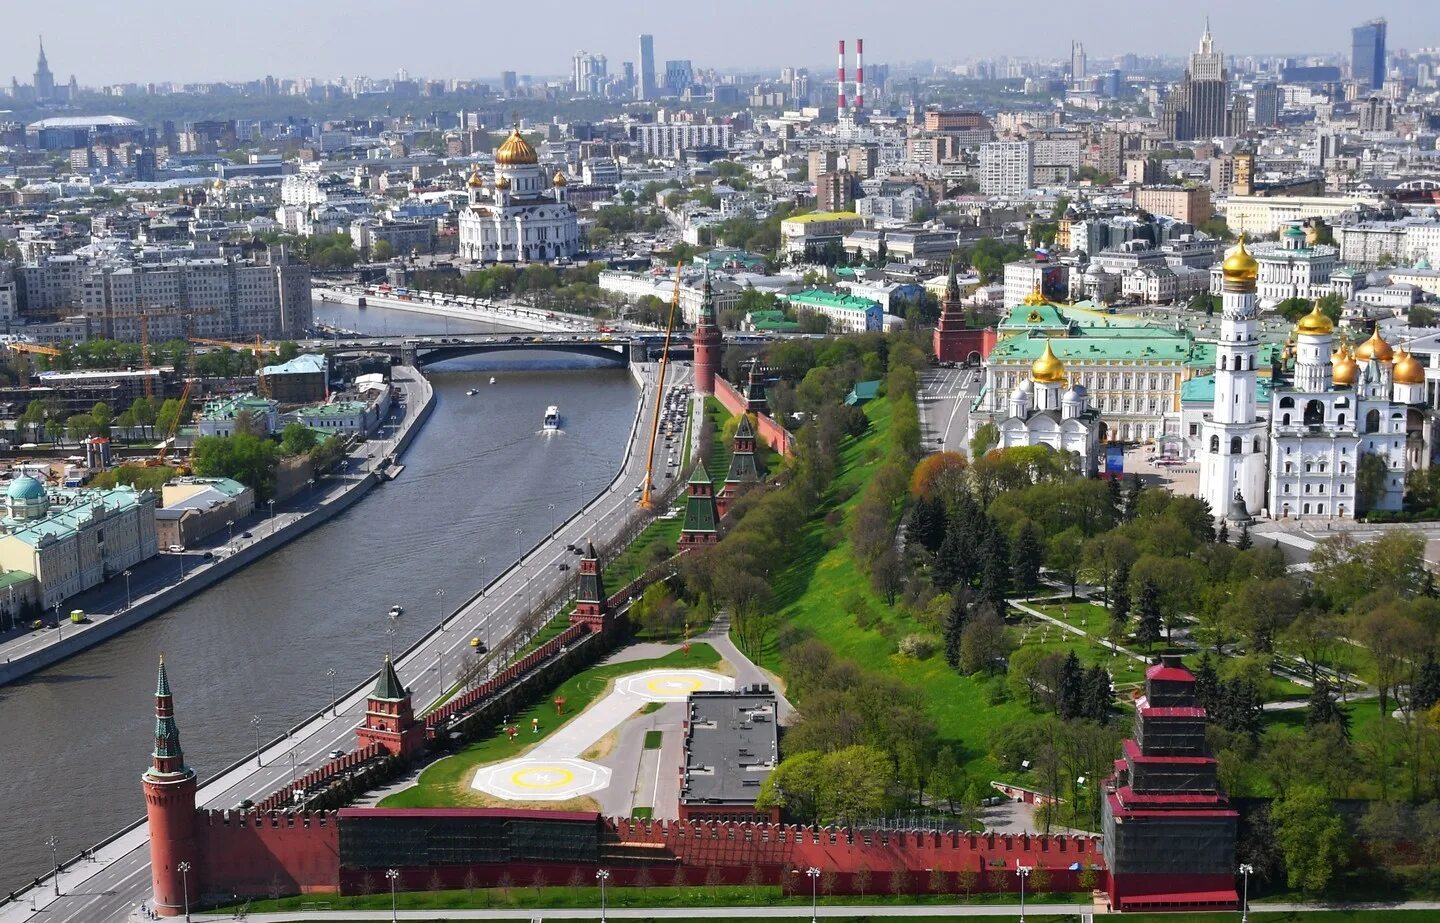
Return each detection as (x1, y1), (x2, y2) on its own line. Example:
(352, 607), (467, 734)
(3, 341), (62, 388)
(147, 376), (193, 469)
(639, 265), (683, 509)
(133, 308), (216, 398)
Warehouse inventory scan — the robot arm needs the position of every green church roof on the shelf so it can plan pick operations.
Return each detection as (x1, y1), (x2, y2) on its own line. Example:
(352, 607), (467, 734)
(371, 655), (406, 701)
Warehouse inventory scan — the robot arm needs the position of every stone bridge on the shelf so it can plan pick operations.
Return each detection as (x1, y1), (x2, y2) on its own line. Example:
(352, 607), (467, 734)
(296, 333), (696, 367)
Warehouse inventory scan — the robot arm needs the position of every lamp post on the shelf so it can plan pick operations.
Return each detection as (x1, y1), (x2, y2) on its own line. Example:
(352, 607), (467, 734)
(54, 602), (62, 640)
(805, 866), (821, 923)
(44, 836), (58, 896)
(1016, 864), (1031, 923)
(547, 502), (557, 537)
(327, 668), (337, 716)
(386, 868), (399, 922)
(1239, 863), (1254, 923)
(122, 569), (132, 610)
(435, 588), (446, 631)
(289, 749), (299, 797)
(226, 519), (235, 548)
(177, 860), (191, 921)
(595, 868), (610, 922)
(251, 715), (263, 767)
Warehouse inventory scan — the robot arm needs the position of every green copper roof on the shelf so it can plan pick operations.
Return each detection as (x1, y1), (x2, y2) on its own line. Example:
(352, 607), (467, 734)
(987, 333), (1196, 365)
(688, 465), (712, 487)
(683, 470), (718, 534)
(726, 447), (759, 484)
(734, 415), (755, 440)
(372, 655), (405, 701)
(156, 656), (172, 697)
(154, 716), (182, 759)
(1180, 373), (1275, 404)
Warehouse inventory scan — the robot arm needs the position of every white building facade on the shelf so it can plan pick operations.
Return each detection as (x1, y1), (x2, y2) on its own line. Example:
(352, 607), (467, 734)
(457, 129), (580, 264)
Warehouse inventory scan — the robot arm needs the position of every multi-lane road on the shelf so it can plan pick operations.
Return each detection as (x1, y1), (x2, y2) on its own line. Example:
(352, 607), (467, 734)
(0, 364), (695, 923)
(918, 364), (982, 455)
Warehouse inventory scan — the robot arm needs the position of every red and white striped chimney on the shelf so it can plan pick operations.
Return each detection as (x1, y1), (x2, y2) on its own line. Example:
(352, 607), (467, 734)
(856, 38), (864, 111)
(837, 40), (847, 113)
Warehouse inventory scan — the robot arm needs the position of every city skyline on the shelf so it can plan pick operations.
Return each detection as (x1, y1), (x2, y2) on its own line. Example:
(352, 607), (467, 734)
(1, 0), (1437, 86)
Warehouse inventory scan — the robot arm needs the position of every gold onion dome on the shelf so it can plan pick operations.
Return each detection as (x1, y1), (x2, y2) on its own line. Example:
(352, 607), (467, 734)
(494, 176), (511, 190)
(495, 128), (538, 165)
(1393, 349), (1426, 385)
(1332, 346), (1358, 386)
(1221, 235), (1259, 284)
(1030, 339), (1067, 384)
(552, 170), (568, 187)
(1295, 303), (1334, 336)
(1353, 327), (1394, 362)
(466, 169), (484, 188)
(1022, 285), (1047, 306)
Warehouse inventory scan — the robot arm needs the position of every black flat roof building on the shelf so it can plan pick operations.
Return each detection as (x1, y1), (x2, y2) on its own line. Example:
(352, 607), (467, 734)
(679, 686), (778, 822)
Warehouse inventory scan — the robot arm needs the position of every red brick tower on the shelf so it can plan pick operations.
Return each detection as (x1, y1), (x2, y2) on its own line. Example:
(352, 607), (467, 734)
(143, 655), (199, 918)
(932, 259), (992, 364)
(354, 656), (426, 760)
(692, 268), (722, 395)
(570, 539), (608, 629)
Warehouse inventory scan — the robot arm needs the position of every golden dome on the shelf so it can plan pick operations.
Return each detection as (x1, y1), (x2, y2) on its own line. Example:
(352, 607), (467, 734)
(495, 128), (538, 165)
(1353, 327), (1394, 362)
(1022, 284), (1047, 307)
(466, 169), (484, 188)
(552, 170), (568, 187)
(211, 178), (225, 191)
(1030, 339), (1067, 384)
(1221, 234), (1259, 285)
(494, 176), (511, 190)
(1332, 347), (1358, 386)
(1295, 303), (1334, 337)
(1393, 349), (1426, 385)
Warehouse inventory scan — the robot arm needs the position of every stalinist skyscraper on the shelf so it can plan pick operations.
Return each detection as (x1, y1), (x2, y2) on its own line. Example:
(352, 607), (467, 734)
(1199, 237), (1267, 519)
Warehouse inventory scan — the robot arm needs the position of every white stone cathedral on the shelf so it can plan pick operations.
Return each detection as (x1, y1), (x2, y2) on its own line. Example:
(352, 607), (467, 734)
(457, 127), (580, 264)
(1202, 237), (1434, 522)
(980, 339), (1104, 475)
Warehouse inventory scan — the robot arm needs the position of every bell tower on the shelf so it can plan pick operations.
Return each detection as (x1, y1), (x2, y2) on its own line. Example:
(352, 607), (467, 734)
(142, 656), (199, 918)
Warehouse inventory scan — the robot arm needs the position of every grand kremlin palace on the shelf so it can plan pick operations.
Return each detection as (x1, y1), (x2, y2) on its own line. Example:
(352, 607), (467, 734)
(972, 295), (1280, 445)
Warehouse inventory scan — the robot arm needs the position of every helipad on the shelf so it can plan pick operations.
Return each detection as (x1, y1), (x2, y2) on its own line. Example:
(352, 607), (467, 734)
(470, 667), (731, 802)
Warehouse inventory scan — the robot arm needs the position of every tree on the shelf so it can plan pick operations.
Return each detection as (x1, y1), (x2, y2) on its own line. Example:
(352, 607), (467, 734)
(1305, 679), (1350, 739)
(371, 239), (395, 262)
(1135, 579), (1163, 650)
(1056, 651), (1085, 721)
(1046, 527), (1084, 598)
(279, 422), (319, 456)
(1010, 520), (1044, 597)
(959, 607), (1013, 675)
(1355, 451), (1389, 514)
(1270, 785), (1347, 894)
(943, 595), (967, 668)
(969, 421), (999, 460)
(191, 432), (281, 497)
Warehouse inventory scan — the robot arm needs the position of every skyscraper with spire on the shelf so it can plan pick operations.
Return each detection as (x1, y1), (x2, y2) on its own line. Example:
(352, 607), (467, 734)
(33, 36), (55, 102)
(1169, 22), (1228, 141)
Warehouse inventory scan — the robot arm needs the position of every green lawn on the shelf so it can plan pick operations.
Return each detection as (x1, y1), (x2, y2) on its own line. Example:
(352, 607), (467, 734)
(1010, 611), (1148, 688)
(705, 395), (733, 481)
(750, 399), (1033, 792)
(604, 515), (684, 588)
(643, 729), (663, 749)
(379, 644), (721, 808)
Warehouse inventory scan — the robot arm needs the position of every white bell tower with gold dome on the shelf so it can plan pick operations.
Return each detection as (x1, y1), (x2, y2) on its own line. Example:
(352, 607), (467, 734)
(1200, 237), (1268, 520)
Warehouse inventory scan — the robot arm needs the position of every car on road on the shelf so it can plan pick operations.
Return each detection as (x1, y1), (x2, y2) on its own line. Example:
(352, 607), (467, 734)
(328, 749), (346, 760)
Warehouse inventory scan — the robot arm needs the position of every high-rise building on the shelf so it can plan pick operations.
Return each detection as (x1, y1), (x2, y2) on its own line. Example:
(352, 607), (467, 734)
(1070, 40), (1087, 81)
(500, 71), (518, 95)
(1226, 93), (1250, 136)
(637, 34), (657, 101)
(664, 59), (693, 97)
(1352, 18), (1387, 91)
(572, 51), (607, 96)
(1252, 82), (1279, 128)
(978, 141), (1033, 196)
(1176, 23), (1228, 140)
(33, 36), (54, 102)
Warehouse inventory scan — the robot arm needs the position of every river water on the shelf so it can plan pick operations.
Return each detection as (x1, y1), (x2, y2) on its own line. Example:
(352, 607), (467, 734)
(0, 300), (639, 892)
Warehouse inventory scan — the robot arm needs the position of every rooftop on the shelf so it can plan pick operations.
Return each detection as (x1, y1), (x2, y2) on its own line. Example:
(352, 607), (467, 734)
(260, 354), (327, 377)
(782, 211), (862, 225)
(786, 289), (882, 311)
(680, 688), (778, 807)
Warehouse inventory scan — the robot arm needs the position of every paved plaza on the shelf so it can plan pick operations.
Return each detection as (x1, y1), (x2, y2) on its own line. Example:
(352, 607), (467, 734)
(470, 668), (732, 802)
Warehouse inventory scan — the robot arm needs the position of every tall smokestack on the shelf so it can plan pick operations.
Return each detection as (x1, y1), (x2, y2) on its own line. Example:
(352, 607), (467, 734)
(856, 38), (864, 111)
(837, 40), (846, 113)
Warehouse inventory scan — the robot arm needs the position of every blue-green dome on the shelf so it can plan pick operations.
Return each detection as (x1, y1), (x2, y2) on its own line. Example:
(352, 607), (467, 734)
(1284, 224), (1305, 238)
(6, 476), (45, 502)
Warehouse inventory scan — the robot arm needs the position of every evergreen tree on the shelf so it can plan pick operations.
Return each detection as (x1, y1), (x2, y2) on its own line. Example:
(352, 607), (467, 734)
(1217, 518), (1230, 545)
(1237, 521), (1253, 550)
(1413, 653), (1440, 711)
(979, 524), (1011, 610)
(1220, 679), (1264, 744)
(1010, 520), (1044, 597)
(1305, 678), (1351, 740)
(1193, 653), (1220, 715)
(907, 495), (946, 554)
(933, 524), (963, 592)
(1136, 578), (1163, 650)
(1056, 651), (1084, 720)
(1107, 476), (1123, 519)
(943, 596), (967, 669)
(1110, 563), (1131, 633)
(1123, 474), (1144, 521)
(1082, 665), (1113, 724)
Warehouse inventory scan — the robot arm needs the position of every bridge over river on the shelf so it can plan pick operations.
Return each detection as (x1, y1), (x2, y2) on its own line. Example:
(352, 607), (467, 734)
(297, 332), (699, 367)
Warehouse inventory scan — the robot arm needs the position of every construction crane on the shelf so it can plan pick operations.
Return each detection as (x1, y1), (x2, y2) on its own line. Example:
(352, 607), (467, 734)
(132, 308), (220, 398)
(3, 341), (62, 388)
(147, 376), (193, 469)
(639, 265), (683, 510)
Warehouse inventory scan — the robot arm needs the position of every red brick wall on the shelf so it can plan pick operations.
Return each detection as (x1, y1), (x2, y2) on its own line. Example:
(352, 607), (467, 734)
(196, 811), (340, 900)
(713, 377), (793, 457)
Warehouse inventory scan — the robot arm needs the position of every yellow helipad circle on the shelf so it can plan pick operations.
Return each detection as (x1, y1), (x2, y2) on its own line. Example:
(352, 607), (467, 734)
(511, 766), (577, 789)
(645, 675), (704, 695)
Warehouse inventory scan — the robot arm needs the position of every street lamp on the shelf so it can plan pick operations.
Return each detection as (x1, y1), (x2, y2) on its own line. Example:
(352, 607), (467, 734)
(386, 868), (399, 922)
(177, 860), (191, 921)
(477, 557), (487, 596)
(251, 715), (263, 767)
(45, 836), (58, 896)
(122, 569), (132, 610)
(805, 866), (821, 923)
(267, 499), (276, 532)
(1239, 863), (1254, 923)
(595, 868), (610, 922)
(547, 502), (557, 537)
(435, 588), (446, 631)
(53, 602), (62, 641)
(327, 668), (337, 716)
(1015, 864), (1031, 923)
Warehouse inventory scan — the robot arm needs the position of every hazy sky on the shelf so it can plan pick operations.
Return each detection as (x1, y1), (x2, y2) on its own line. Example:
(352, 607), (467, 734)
(3, 1), (1436, 86)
